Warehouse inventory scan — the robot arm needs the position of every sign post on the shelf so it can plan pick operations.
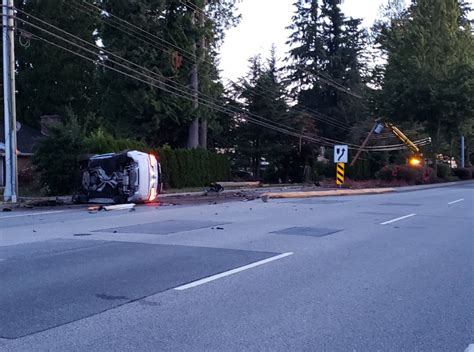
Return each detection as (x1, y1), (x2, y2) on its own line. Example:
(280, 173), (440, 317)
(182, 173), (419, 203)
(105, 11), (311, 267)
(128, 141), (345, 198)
(334, 145), (348, 186)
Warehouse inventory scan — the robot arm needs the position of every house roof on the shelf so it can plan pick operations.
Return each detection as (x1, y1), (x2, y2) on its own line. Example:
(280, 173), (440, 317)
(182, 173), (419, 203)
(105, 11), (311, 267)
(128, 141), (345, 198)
(0, 121), (44, 155)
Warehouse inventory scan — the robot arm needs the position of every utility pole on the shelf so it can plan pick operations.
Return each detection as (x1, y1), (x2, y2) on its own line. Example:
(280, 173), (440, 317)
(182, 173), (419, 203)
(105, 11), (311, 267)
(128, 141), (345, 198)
(198, 0), (208, 150)
(460, 136), (465, 168)
(349, 121), (379, 167)
(186, 2), (200, 149)
(2, 0), (18, 203)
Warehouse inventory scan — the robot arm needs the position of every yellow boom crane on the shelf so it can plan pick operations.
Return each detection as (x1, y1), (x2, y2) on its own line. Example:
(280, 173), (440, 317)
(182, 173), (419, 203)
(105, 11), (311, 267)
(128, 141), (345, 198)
(384, 123), (424, 167)
(350, 120), (428, 167)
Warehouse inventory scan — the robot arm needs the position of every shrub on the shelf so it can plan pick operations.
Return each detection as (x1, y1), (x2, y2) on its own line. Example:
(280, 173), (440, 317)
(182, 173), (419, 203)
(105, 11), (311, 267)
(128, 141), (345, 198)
(18, 165), (35, 185)
(83, 129), (147, 154)
(436, 163), (452, 180)
(453, 167), (472, 180)
(393, 165), (418, 183)
(157, 145), (177, 189)
(375, 165), (395, 181)
(376, 165), (435, 185)
(346, 154), (384, 181)
(421, 167), (436, 184)
(347, 159), (370, 180)
(33, 119), (85, 195)
(313, 161), (335, 178)
(469, 167), (474, 179)
(156, 147), (231, 189)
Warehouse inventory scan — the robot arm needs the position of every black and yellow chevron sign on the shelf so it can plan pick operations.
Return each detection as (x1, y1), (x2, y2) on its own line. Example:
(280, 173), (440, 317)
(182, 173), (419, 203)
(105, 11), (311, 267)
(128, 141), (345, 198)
(336, 162), (345, 185)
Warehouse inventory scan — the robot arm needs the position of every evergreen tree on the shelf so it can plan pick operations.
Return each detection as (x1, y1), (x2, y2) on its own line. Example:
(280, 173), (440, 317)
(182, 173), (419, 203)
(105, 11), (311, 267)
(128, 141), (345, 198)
(96, 0), (191, 146)
(376, 0), (474, 153)
(95, 0), (238, 148)
(231, 52), (294, 181)
(287, 0), (369, 141)
(14, 0), (100, 129)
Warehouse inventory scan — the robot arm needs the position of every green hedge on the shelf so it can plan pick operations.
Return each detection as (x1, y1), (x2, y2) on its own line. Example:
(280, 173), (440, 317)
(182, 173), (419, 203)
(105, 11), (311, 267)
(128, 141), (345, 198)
(157, 146), (231, 189)
(436, 163), (452, 180)
(34, 120), (231, 194)
(453, 167), (472, 180)
(83, 129), (148, 154)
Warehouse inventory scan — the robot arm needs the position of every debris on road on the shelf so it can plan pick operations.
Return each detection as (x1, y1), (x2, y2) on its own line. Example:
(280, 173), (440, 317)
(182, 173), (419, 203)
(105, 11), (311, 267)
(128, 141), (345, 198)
(203, 183), (224, 196)
(87, 203), (136, 212)
(100, 203), (136, 211)
(216, 181), (261, 188)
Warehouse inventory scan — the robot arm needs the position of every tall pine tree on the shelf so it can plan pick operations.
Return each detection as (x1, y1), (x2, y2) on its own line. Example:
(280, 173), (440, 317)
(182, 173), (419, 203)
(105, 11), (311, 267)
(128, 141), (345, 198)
(287, 0), (368, 142)
(231, 52), (294, 181)
(376, 0), (474, 153)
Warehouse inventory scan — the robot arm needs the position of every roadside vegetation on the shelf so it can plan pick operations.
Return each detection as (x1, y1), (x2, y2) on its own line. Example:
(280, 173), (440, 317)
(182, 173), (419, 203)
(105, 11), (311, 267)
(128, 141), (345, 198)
(1, 0), (472, 195)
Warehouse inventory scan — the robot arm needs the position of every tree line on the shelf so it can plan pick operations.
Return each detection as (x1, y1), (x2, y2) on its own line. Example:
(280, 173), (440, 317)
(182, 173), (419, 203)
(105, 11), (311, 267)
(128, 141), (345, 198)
(3, 0), (474, 184)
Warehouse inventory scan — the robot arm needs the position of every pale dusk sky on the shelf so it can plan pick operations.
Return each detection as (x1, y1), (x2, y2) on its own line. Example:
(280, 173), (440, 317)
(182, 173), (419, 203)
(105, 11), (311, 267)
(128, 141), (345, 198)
(219, 0), (391, 81)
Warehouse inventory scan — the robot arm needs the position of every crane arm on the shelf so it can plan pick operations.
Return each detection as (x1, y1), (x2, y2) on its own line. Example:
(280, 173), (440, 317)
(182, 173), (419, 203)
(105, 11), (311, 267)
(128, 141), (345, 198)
(385, 123), (421, 154)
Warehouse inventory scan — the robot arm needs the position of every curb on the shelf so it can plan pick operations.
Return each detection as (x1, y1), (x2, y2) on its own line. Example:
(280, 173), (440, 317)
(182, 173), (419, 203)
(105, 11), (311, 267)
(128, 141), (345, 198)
(260, 180), (473, 202)
(393, 180), (474, 193)
(261, 188), (395, 202)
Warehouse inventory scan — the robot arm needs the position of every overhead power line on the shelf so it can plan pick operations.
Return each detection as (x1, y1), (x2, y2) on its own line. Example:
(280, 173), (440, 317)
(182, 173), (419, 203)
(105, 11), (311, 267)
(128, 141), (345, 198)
(69, 0), (351, 131)
(225, 79), (350, 130)
(15, 14), (351, 148)
(15, 9), (307, 140)
(293, 64), (364, 100)
(177, 0), (352, 128)
(26, 30), (325, 145)
(74, 0), (199, 63)
(15, 8), (408, 153)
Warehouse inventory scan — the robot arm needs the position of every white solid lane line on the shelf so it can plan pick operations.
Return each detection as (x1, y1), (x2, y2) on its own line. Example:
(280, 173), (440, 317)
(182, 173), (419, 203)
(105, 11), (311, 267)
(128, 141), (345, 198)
(448, 198), (464, 205)
(175, 252), (294, 291)
(0, 210), (66, 220)
(380, 213), (417, 225)
(465, 344), (474, 352)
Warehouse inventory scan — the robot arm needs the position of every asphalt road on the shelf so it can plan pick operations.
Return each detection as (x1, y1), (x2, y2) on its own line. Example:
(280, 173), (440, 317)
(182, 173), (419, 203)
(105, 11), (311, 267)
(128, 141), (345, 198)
(0, 183), (472, 351)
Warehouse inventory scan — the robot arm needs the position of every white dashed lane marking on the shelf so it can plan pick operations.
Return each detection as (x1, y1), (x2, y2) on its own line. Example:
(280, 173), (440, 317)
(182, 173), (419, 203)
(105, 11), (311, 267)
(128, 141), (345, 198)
(448, 199), (464, 205)
(380, 213), (417, 225)
(175, 252), (294, 291)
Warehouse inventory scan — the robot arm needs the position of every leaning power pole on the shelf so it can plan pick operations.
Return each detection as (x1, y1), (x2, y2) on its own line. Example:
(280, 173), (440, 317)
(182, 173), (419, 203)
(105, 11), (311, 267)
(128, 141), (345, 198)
(2, 0), (18, 203)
